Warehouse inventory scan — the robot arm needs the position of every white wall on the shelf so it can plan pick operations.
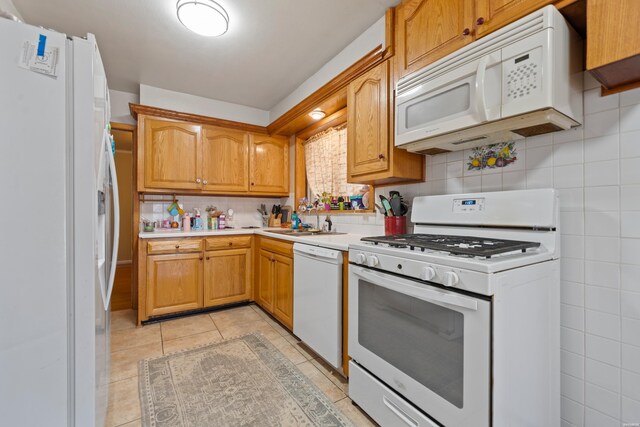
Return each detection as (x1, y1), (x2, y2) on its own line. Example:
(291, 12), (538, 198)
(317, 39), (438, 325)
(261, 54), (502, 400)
(269, 16), (386, 122)
(329, 73), (640, 426)
(0, 0), (22, 20)
(140, 84), (270, 127)
(109, 89), (138, 125)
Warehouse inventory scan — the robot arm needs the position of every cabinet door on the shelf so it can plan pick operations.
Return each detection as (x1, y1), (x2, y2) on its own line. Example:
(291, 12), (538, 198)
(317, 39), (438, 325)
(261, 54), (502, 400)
(396, 0), (475, 78)
(256, 249), (274, 312)
(144, 118), (202, 190)
(146, 253), (203, 317)
(347, 61), (390, 178)
(203, 248), (252, 307)
(475, 0), (553, 38)
(587, 0), (640, 89)
(249, 134), (289, 195)
(272, 253), (293, 330)
(201, 126), (249, 193)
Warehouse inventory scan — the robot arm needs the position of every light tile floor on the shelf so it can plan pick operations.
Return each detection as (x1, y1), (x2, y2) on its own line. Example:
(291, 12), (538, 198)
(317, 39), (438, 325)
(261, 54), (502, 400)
(107, 304), (377, 427)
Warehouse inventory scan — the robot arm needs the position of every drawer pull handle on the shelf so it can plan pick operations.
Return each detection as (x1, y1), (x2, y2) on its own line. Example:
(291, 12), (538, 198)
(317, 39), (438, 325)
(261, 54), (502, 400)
(175, 245), (180, 249)
(229, 242), (233, 246)
(476, 17), (485, 25)
(382, 396), (418, 427)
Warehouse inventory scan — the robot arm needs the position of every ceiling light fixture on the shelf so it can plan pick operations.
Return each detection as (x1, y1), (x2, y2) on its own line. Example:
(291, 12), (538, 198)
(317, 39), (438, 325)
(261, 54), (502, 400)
(309, 108), (326, 120)
(176, 0), (229, 37)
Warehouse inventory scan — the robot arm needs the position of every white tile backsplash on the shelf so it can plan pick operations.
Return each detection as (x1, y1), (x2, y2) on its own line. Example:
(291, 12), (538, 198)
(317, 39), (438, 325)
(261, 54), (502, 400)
(586, 334), (620, 367)
(584, 109), (619, 139)
(620, 130), (640, 159)
(585, 383), (620, 419)
(584, 160), (620, 187)
(585, 358), (620, 393)
(621, 344), (640, 374)
(584, 134), (619, 163)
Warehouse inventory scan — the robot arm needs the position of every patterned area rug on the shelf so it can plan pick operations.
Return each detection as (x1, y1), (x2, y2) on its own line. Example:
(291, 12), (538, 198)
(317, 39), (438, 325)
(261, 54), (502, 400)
(138, 332), (354, 427)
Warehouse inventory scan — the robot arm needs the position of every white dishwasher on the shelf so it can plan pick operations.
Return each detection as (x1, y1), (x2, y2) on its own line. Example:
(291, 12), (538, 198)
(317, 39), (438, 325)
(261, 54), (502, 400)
(293, 243), (343, 369)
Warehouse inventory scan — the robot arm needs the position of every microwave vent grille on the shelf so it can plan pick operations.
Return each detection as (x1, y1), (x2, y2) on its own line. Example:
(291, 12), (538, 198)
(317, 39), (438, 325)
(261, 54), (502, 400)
(512, 122), (563, 137)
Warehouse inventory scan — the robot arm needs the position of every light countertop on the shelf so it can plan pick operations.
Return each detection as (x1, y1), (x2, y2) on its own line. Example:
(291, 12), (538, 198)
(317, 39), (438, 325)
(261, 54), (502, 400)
(138, 228), (368, 251)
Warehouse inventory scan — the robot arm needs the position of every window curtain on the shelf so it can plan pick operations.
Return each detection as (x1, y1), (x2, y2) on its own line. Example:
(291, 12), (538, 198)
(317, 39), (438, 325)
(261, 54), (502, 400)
(304, 124), (362, 200)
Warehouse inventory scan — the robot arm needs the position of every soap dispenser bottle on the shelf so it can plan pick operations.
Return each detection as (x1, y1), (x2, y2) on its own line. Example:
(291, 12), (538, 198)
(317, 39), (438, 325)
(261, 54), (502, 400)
(291, 211), (299, 230)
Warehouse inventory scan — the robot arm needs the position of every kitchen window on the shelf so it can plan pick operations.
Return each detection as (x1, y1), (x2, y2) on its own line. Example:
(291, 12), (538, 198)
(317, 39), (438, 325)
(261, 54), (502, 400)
(304, 124), (363, 201)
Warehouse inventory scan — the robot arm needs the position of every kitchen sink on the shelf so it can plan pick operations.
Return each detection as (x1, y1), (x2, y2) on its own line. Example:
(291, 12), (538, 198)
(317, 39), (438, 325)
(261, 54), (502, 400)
(265, 229), (346, 236)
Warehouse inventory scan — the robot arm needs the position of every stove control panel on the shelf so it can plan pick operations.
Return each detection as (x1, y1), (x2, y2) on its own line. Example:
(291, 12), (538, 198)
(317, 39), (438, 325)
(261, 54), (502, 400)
(453, 197), (485, 213)
(349, 250), (492, 295)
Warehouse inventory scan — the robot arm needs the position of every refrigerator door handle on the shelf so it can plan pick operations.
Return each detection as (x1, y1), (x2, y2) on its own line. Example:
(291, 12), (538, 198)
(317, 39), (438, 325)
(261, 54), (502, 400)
(104, 130), (119, 310)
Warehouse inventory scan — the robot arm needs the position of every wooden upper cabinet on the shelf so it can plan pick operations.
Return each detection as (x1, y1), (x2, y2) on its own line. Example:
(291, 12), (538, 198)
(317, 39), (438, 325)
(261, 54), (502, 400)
(249, 134), (289, 195)
(138, 114), (290, 196)
(396, 0), (475, 78)
(202, 126), (249, 192)
(348, 61), (390, 177)
(587, 0), (640, 91)
(475, 0), (553, 37)
(143, 119), (202, 190)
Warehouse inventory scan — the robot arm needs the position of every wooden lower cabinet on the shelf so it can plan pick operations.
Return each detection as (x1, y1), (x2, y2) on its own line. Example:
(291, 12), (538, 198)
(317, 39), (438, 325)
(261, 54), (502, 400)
(256, 238), (294, 330)
(257, 249), (275, 312)
(139, 236), (253, 323)
(272, 254), (293, 329)
(203, 248), (252, 307)
(146, 253), (203, 317)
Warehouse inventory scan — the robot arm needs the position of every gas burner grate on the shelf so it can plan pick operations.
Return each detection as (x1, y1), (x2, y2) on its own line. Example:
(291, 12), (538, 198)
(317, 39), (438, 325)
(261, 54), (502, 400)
(361, 234), (540, 258)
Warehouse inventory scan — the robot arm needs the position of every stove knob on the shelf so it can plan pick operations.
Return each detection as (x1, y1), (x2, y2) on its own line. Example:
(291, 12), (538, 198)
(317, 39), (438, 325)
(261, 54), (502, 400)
(367, 255), (379, 267)
(443, 271), (459, 287)
(355, 253), (366, 264)
(421, 266), (436, 281)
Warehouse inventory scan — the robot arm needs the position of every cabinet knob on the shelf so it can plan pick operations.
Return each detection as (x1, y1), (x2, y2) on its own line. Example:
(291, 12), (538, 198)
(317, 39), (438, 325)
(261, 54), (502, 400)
(206, 257), (210, 260)
(228, 242), (233, 246)
(476, 17), (485, 25)
(175, 245), (180, 249)
(251, 182), (255, 186)
(462, 27), (470, 36)
(199, 257), (203, 261)
(203, 179), (208, 185)
(378, 153), (385, 160)
(196, 178), (201, 184)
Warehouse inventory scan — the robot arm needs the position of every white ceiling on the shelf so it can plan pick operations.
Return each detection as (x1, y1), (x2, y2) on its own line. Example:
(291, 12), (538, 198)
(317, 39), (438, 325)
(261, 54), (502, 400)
(14, 0), (399, 110)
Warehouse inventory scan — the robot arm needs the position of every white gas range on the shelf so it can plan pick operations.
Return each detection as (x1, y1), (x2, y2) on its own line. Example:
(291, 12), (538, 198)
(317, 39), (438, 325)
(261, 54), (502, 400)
(348, 189), (560, 427)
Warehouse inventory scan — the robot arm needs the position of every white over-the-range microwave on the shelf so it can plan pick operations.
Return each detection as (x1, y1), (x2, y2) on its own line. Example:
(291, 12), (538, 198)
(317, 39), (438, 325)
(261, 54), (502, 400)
(395, 5), (583, 154)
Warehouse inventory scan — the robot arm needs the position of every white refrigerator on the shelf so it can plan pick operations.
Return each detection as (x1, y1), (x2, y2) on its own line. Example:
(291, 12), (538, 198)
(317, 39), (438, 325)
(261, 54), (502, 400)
(0, 17), (119, 427)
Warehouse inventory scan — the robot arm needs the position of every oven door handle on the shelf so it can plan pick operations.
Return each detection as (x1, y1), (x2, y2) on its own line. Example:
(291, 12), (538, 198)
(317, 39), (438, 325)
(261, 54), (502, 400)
(353, 267), (478, 311)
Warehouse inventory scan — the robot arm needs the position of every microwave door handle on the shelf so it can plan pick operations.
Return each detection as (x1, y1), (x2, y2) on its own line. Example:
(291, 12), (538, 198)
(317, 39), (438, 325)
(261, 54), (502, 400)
(475, 57), (489, 122)
(353, 267), (478, 311)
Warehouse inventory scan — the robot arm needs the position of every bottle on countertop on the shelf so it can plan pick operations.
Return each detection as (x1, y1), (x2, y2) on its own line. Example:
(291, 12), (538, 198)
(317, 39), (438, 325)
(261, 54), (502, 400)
(291, 211), (299, 230)
(182, 213), (191, 231)
(218, 214), (226, 229)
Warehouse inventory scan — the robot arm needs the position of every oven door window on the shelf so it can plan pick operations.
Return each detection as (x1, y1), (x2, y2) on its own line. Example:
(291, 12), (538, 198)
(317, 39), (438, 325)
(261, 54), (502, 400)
(358, 280), (465, 408)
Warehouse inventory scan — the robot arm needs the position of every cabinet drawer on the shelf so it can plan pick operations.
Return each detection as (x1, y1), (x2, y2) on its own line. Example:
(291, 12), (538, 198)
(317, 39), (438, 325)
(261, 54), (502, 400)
(147, 239), (203, 254)
(205, 236), (252, 251)
(259, 237), (293, 257)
